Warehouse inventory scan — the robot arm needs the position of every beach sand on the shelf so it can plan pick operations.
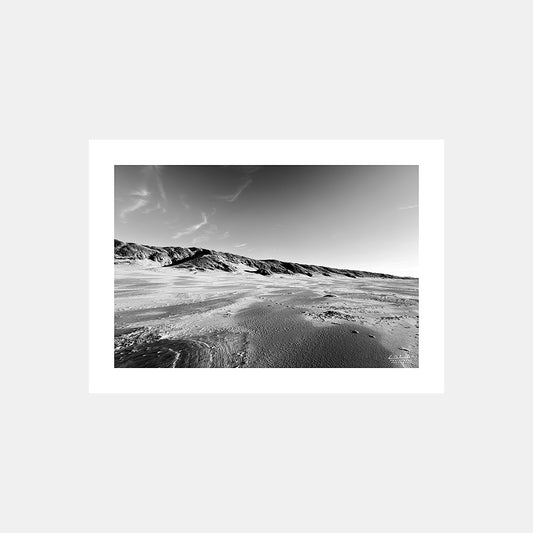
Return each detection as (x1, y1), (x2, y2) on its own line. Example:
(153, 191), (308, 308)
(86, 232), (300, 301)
(114, 264), (419, 368)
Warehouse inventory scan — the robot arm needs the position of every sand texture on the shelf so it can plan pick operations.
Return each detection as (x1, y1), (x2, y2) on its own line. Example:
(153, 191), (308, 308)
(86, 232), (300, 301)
(115, 263), (419, 368)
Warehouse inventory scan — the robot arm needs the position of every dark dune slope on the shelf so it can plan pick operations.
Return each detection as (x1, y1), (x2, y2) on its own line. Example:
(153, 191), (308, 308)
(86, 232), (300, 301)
(114, 239), (414, 279)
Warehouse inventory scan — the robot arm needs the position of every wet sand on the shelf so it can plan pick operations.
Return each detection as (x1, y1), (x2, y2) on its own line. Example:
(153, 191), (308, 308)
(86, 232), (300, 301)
(114, 264), (419, 368)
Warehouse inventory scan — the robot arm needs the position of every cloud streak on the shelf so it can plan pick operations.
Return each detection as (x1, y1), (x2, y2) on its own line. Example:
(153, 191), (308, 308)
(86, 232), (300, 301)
(191, 223), (219, 246)
(172, 212), (209, 239)
(131, 188), (150, 198)
(234, 243), (247, 248)
(121, 185), (168, 220)
(217, 179), (252, 202)
(142, 202), (165, 214)
(141, 166), (167, 209)
(120, 198), (149, 220)
(154, 173), (167, 203)
(398, 204), (418, 210)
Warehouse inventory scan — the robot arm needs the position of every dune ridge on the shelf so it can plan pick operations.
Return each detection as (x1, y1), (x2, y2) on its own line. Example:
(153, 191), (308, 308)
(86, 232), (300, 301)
(114, 239), (414, 279)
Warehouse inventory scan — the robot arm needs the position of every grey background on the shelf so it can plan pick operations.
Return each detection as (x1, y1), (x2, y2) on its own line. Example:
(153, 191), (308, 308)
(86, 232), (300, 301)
(3, 1), (531, 533)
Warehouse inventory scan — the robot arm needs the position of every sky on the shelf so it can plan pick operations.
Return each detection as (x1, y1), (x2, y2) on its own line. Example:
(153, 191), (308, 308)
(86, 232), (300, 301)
(115, 165), (418, 276)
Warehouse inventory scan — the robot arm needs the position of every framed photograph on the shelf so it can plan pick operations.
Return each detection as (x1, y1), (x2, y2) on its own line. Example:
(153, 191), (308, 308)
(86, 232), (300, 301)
(89, 140), (444, 393)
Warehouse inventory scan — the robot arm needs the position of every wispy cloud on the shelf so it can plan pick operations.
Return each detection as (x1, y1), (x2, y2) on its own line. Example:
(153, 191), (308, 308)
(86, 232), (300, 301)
(216, 166), (262, 202)
(121, 167), (168, 220)
(142, 202), (165, 214)
(173, 212), (209, 239)
(234, 243), (247, 248)
(191, 223), (219, 246)
(131, 188), (150, 198)
(121, 185), (167, 219)
(142, 165), (167, 209)
(398, 204), (418, 210)
(120, 198), (149, 220)
(217, 179), (252, 202)
(154, 173), (167, 203)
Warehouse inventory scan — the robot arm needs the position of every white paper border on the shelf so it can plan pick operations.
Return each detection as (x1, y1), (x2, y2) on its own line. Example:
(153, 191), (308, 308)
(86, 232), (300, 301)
(89, 140), (444, 393)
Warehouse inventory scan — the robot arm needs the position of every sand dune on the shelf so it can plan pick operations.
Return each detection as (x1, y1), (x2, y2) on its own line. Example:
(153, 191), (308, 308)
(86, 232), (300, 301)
(114, 239), (415, 280)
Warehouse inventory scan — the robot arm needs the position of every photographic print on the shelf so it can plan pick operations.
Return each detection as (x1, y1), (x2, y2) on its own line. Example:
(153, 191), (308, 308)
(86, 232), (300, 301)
(90, 140), (443, 393)
(114, 164), (419, 368)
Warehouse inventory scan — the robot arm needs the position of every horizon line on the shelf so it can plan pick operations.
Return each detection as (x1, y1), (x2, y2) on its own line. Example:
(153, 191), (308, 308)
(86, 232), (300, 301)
(114, 237), (418, 279)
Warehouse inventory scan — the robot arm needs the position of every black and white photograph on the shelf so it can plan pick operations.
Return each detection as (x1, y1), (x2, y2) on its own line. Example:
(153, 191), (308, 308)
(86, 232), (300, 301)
(114, 164), (419, 369)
